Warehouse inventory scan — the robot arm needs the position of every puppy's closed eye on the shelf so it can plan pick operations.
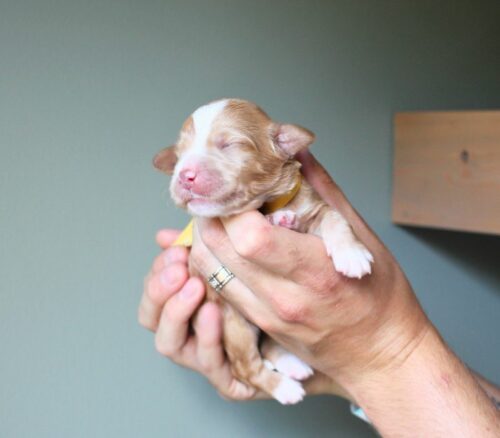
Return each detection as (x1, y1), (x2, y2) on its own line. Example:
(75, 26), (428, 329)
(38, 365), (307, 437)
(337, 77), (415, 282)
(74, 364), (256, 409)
(219, 142), (239, 150)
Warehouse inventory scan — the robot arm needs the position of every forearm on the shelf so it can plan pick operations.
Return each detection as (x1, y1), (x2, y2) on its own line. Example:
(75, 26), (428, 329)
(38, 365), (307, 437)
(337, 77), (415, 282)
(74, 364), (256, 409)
(344, 326), (500, 437)
(472, 370), (500, 409)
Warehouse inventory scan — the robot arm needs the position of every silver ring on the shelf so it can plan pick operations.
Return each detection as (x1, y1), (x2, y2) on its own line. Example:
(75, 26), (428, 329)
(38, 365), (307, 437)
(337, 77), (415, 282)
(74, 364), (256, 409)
(207, 265), (235, 293)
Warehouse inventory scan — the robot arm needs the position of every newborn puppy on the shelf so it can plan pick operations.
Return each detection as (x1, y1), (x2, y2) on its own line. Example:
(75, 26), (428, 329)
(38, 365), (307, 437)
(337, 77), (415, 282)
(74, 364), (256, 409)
(154, 98), (373, 404)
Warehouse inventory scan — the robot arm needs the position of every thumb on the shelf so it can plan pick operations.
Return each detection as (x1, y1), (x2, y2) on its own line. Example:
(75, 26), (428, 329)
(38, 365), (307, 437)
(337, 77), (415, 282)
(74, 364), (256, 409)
(295, 150), (346, 208)
(296, 151), (380, 247)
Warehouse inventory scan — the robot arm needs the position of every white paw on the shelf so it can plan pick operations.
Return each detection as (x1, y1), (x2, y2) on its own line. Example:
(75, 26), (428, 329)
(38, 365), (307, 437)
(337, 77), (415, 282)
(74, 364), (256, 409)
(274, 353), (314, 381)
(272, 376), (305, 405)
(329, 241), (374, 279)
(265, 210), (298, 229)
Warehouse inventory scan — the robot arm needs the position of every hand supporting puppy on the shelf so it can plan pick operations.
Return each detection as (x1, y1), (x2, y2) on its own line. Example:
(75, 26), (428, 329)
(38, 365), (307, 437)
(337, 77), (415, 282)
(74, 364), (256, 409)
(138, 228), (347, 402)
(190, 150), (429, 392)
(140, 151), (499, 436)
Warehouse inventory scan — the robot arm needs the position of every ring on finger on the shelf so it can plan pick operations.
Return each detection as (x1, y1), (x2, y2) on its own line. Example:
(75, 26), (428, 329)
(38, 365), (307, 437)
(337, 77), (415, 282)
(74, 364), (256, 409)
(207, 265), (235, 293)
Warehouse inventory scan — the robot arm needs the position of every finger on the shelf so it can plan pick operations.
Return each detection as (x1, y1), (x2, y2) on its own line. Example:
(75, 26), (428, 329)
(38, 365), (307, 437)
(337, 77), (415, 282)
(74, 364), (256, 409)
(296, 150), (380, 245)
(138, 273), (161, 331)
(147, 262), (189, 305)
(152, 245), (189, 274)
(194, 303), (225, 369)
(193, 303), (268, 401)
(155, 277), (205, 359)
(194, 303), (232, 383)
(200, 212), (340, 290)
(295, 150), (347, 210)
(139, 229), (187, 331)
(156, 229), (182, 249)
(190, 221), (269, 321)
(138, 262), (189, 331)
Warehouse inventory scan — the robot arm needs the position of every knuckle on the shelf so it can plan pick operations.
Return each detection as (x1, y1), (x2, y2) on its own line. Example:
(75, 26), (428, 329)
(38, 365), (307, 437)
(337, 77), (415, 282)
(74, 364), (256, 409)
(254, 317), (274, 334)
(274, 300), (307, 323)
(327, 271), (347, 291)
(313, 271), (342, 294)
(154, 334), (176, 358)
(198, 360), (215, 375)
(233, 223), (271, 259)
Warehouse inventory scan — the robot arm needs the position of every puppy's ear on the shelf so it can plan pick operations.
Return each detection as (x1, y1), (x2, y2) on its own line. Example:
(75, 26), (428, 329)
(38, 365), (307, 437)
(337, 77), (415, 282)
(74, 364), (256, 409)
(153, 145), (177, 175)
(272, 123), (315, 157)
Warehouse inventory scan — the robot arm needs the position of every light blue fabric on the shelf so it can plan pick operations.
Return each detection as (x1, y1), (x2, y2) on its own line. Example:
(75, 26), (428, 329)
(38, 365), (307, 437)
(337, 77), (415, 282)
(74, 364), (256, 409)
(350, 404), (371, 424)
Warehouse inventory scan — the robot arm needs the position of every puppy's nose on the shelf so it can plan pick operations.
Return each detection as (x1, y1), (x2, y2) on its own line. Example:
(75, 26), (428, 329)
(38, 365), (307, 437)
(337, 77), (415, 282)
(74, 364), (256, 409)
(179, 169), (197, 188)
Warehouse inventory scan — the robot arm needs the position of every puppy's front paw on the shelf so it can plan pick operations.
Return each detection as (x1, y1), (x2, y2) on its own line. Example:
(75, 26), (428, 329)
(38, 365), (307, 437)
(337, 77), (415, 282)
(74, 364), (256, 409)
(272, 376), (305, 405)
(265, 210), (298, 229)
(274, 353), (314, 381)
(328, 241), (374, 279)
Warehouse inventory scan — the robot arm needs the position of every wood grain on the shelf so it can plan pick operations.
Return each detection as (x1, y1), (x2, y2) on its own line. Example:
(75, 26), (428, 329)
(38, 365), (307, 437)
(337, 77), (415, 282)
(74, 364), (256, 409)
(392, 111), (500, 235)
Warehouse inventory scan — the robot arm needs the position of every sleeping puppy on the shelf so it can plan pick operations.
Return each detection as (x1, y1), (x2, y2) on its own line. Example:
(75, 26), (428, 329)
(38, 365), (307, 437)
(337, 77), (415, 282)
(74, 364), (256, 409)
(153, 98), (373, 404)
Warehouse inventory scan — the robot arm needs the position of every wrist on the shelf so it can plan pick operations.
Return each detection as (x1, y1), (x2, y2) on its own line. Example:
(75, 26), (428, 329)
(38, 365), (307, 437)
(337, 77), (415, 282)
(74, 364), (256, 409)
(340, 325), (500, 437)
(345, 322), (437, 403)
(324, 278), (432, 389)
(303, 372), (354, 402)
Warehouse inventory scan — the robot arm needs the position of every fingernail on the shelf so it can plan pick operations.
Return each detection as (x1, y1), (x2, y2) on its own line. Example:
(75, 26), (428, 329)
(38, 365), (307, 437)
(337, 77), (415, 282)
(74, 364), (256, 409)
(179, 282), (196, 300)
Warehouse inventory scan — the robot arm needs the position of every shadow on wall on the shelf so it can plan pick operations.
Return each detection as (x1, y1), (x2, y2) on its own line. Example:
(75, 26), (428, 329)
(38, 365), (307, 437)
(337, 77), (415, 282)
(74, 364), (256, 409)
(403, 227), (500, 291)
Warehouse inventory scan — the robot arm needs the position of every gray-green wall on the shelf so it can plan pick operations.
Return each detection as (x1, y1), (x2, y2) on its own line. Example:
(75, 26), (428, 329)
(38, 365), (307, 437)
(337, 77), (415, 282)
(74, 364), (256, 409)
(1, 1), (499, 437)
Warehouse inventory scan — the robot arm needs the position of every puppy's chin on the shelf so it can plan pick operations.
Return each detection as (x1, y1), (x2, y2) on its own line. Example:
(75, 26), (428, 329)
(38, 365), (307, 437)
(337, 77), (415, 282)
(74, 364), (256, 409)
(185, 198), (226, 217)
(180, 193), (266, 218)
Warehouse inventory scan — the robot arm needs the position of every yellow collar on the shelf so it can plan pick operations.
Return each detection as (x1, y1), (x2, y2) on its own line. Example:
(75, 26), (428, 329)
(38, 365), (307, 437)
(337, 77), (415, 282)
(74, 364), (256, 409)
(172, 219), (195, 247)
(173, 176), (302, 247)
(259, 176), (301, 215)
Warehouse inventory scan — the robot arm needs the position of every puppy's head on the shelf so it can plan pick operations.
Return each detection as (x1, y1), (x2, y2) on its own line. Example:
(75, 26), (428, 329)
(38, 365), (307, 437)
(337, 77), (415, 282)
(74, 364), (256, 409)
(154, 98), (315, 217)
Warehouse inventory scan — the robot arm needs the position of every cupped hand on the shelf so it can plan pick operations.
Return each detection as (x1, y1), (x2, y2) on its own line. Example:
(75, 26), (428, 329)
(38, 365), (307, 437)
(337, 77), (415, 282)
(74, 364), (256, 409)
(190, 150), (431, 390)
(139, 154), (500, 437)
(138, 228), (346, 401)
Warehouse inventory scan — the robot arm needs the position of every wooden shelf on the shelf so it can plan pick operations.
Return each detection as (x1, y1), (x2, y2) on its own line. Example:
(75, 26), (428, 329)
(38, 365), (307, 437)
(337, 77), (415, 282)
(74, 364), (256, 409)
(391, 110), (500, 235)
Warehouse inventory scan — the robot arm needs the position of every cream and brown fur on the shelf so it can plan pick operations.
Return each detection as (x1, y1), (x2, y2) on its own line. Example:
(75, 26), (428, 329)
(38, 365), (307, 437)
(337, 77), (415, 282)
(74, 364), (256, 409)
(153, 98), (373, 404)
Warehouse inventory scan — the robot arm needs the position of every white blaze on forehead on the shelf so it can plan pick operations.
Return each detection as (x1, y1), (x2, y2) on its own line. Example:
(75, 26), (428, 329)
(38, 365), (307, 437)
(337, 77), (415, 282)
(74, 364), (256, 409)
(191, 99), (229, 153)
(173, 99), (228, 178)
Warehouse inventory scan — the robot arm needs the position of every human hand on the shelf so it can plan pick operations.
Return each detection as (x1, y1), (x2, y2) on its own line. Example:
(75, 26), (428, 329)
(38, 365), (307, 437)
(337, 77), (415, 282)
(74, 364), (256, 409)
(145, 154), (499, 436)
(138, 229), (348, 401)
(190, 150), (431, 392)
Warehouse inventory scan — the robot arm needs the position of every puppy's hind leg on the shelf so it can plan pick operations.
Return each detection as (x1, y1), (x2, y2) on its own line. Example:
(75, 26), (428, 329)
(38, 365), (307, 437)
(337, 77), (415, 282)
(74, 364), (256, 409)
(261, 337), (314, 381)
(222, 304), (305, 405)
